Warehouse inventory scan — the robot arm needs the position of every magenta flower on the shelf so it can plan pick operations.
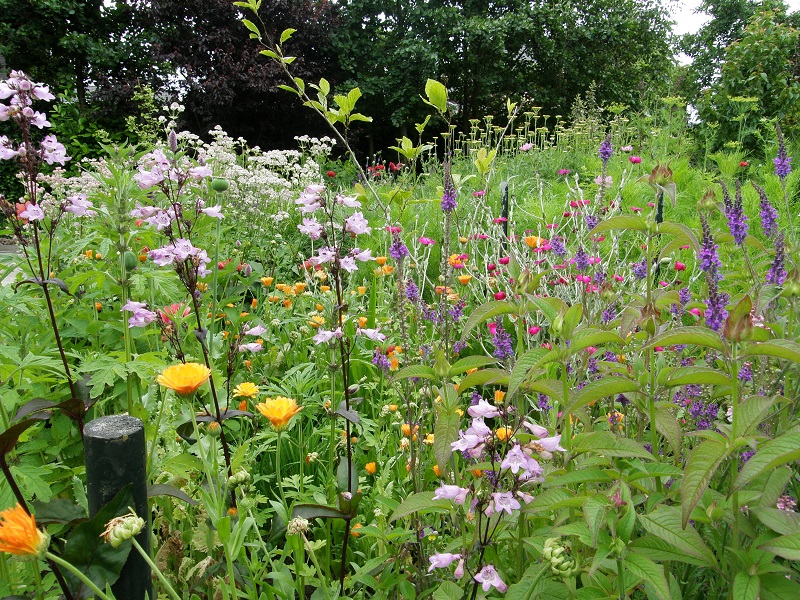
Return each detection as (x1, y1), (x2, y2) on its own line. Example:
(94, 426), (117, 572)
(558, 169), (571, 176)
(520, 142), (534, 152)
(418, 236), (435, 245)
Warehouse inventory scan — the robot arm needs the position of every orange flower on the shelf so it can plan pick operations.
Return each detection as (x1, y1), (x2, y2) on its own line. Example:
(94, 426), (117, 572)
(158, 363), (211, 396)
(293, 283), (307, 294)
(309, 315), (325, 329)
(459, 236), (468, 244)
(357, 317), (368, 328)
(256, 396), (302, 431)
(365, 462), (377, 475)
(357, 286), (367, 295)
(375, 256), (387, 266)
(433, 464), (441, 477)
(494, 390), (506, 403)
(0, 504), (49, 557)
(238, 400), (248, 411)
(351, 523), (363, 537)
(321, 285), (331, 292)
(390, 357), (399, 370)
(524, 235), (546, 248)
(315, 303), (325, 312)
(282, 299), (292, 309)
(382, 265), (394, 275)
(458, 275), (472, 285)
(388, 404), (398, 412)
(261, 276), (274, 287)
(251, 298), (258, 309)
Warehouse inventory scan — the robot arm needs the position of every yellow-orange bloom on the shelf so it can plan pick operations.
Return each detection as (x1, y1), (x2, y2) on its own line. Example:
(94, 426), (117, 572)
(233, 382), (259, 398)
(357, 286), (367, 295)
(0, 504), (48, 557)
(495, 427), (513, 441)
(365, 462), (377, 475)
(261, 276), (274, 287)
(357, 317), (368, 328)
(494, 390), (506, 403)
(293, 283), (307, 294)
(382, 265), (394, 275)
(458, 275), (472, 285)
(256, 396), (302, 431)
(321, 285), (331, 292)
(158, 363), (211, 396)
(524, 235), (546, 248)
(309, 315), (326, 329)
(375, 256), (387, 266)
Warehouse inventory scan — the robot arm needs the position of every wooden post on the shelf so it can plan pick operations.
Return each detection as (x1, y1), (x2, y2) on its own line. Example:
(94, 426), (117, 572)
(501, 181), (509, 250)
(84, 415), (151, 600)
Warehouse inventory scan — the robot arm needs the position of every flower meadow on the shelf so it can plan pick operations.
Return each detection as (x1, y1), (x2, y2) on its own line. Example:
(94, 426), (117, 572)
(1, 23), (800, 600)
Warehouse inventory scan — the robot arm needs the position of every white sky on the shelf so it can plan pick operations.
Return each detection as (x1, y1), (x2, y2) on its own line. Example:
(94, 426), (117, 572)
(670, 0), (800, 36)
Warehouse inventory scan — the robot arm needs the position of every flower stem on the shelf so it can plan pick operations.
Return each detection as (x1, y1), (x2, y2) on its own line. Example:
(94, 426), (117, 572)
(276, 430), (287, 508)
(45, 552), (113, 600)
(131, 538), (181, 600)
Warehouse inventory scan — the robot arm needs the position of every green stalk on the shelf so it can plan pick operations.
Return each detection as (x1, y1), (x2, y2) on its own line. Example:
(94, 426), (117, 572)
(729, 345), (741, 549)
(32, 560), (44, 600)
(131, 538), (181, 600)
(45, 552), (114, 600)
(146, 385), (167, 477)
(276, 430), (287, 508)
(303, 533), (332, 600)
(208, 216), (222, 359)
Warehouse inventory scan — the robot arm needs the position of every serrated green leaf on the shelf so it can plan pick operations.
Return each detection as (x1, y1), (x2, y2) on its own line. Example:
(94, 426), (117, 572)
(643, 326), (724, 351)
(434, 406), (461, 472)
(507, 348), (550, 399)
(564, 377), (639, 415)
(744, 339), (800, 364)
(638, 506), (718, 568)
(460, 300), (519, 341)
(457, 368), (509, 390)
(448, 355), (497, 376)
(732, 572), (759, 600)
(572, 432), (654, 461)
(624, 553), (670, 600)
(665, 367), (731, 387)
(590, 215), (647, 234)
(392, 365), (437, 381)
(733, 432), (800, 492)
(681, 439), (729, 527)
(389, 492), (452, 523)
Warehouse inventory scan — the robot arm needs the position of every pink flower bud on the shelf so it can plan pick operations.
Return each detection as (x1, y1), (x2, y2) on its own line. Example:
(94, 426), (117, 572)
(494, 291), (507, 301)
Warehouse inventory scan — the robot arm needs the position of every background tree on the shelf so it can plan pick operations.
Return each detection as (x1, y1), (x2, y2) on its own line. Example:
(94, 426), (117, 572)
(694, 5), (800, 154)
(147, 0), (341, 148)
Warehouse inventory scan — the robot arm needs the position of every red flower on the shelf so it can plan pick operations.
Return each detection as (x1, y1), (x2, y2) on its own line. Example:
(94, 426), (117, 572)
(675, 261), (686, 271)
(326, 170), (336, 178)
(739, 161), (749, 168)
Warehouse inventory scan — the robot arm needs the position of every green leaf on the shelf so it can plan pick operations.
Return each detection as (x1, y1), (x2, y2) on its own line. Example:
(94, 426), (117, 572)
(241, 19), (260, 37)
(760, 574), (800, 600)
(744, 339), (800, 364)
(448, 355), (497, 376)
(638, 506), (718, 568)
(457, 368), (509, 390)
(738, 395), (777, 437)
(30, 498), (87, 525)
(584, 496), (608, 548)
(460, 300), (519, 341)
(433, 581), (464, 600)
(542, 468), (614, 488)
(681, 439), (729, 527)
(624, 553), (670, 600)
(733, 432), (800, 492)
(655, 406), (682, 458)
(665, 367), (731, 387)
(61, 486), (135, 598)
(630, 534), (711, 567)
(750, 507), (800, 535)
(732, 572), (759, 600)
(564, 378), (639, 415)
(392, 365), (437, 381)
(389, 492), (452, 523)
(434, 406), (461, 472)
(292, 503), (350, 520)
(507, 348), (550, 399)
(504, 562), (550, 600)
(643, 326), (724, 351)
(568, 329), (624, 354)
(424, 79), (448, 114)
(590, 215), (647, 234)
(572, 432), (654, 461)
(758, 533), (800, 560)
(280, 28), (296, 43)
